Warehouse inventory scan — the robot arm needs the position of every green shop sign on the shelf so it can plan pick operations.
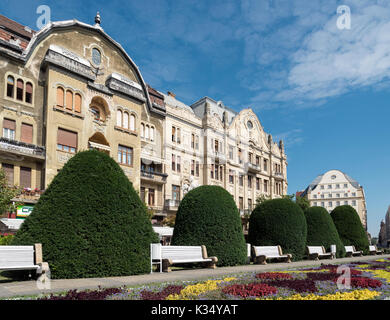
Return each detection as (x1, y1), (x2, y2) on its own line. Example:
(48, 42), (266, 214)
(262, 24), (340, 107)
(16, 205), (34, 219)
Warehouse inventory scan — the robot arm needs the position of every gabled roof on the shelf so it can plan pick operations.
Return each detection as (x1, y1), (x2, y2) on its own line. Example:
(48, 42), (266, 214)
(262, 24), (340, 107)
(0, 14), (35, 50)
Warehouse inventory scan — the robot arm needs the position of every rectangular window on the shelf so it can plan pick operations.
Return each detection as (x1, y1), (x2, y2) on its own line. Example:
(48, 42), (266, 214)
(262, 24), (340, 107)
(191, 160), (195, 176)
(195, 161), (199, 177)
(352, 200), (356, 206)
(177, 156), (181, 172)
(148, 188), (155, 206)
(238, 148), (242, 164)
(239, 174), (244, 187)
(140, 187), (145, 203)
(264, 180), (268, 193)
(195, 135), (199, 150)
(117, 145), (133, 166)
(328, 201), (333, 207)
(248, 152), (253, 164)
(211, 164), (214, 179)
(263, 159), (268, 172)
(172, 126), (176, 142)
(57, 128), (77, 153)
(3, 118), (16, 140)
(248, 175), (253, 189)
(229, 170), (234, 184)
(20, 166), (31, 189)
(239, 197), (244, 210)
(21, 123), (33, 144)
(328, 185), (332, 189)
(191, 134), (195, 149)
(256, 156), (260, 166)
(215, 164), (219, 180)
(2, 163), (14, 186)
(172, 154), (176, 172)
(229, 146), (234, 160)
(177, 128), (181, 144)
(219, 165), (223, 181)
(256, 177), (260, 190)
(214, 140), (219, 153)
(172, 185), (180, 201)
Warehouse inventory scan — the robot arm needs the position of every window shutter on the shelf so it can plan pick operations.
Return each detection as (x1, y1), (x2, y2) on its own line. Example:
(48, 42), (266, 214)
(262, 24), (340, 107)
(57, 128), (77, 149)
(74, 94), (82, 113)
(2, 163), (14, 186)
(20, 166), (31, 188)
(21, 123), (33, 144)
(57, 87), (64, 107)
(65, 90), (73, 110)
(3, 119), (16, 130)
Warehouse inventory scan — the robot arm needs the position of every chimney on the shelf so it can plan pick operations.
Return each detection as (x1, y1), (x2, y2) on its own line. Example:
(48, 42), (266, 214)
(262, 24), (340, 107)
(167, 91), (176, 98)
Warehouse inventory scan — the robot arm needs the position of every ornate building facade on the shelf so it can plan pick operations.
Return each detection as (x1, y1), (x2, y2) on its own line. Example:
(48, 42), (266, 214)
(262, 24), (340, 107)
(161, 94), (288, 218)
(0, 14), (288, 224)
(300, 169), (368, 230)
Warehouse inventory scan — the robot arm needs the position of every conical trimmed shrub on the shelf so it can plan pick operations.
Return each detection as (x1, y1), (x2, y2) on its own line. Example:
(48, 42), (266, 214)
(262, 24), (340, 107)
(12, 150), (158, 279)
(304, 206), (346, 258)
(330, 205), (369, 255)
(248, 198), (307, 261)
(171, 185), (247, 266)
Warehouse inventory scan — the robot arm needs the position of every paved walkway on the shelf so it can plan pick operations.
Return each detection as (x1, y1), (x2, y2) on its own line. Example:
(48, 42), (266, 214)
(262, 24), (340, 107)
(1, 254), (389, 299)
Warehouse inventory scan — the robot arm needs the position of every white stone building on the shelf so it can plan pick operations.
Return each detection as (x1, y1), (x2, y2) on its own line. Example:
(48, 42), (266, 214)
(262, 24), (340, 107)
(301, 169), (367, 230)
(160, 93), (288, 218)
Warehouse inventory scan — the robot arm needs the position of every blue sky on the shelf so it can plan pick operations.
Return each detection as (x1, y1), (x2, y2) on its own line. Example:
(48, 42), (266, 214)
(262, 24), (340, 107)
(1, 0), (389, 237)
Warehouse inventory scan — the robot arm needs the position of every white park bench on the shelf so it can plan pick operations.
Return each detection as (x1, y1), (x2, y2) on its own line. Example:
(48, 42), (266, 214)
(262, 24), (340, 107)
(0, 243), (49, 276)
(150, 244), (218, 273)
(252, 245), (292, 265)
(369, 245), (383, 255)
(307, 246), (335, 260)
(344, 245), (363, 257)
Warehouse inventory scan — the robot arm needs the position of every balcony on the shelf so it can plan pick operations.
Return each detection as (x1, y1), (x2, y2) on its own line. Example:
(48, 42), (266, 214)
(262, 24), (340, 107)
(0, 137), (45, 160)
(273, 172), (284, 179)
(12, 188), (45, 204)
(164, 199), (180, 211)
(141, 170), (168, 184)
(247, 163), (261, 173)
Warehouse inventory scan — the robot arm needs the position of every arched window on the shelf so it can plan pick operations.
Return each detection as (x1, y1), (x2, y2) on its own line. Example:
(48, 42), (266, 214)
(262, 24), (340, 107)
(56, 87), (64, 107)
(123, 112), (129, 129)
(141, 123), (145, 138)
(16, 79), (24, 101)
(74, 93), (82, 113)
(150, 126), (154, 141)
(25, 82), (33, 103)
(116, 109), (123, 127)
(65, 90), (73, 110)
(7, 76), (14, 98)
(145, 125), (149, 139)
(130, 114), (135, 131)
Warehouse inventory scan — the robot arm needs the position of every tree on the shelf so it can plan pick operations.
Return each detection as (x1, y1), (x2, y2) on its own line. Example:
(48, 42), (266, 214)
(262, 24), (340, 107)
(249, 198), (307, 261)
(172, 185), (247, 267)
(0, 167), (20, 217)
(296, 196), (310, 212)
(330, 205), (370, 255)
(12, 150), (159, 279)
(304, 206), (345, 258)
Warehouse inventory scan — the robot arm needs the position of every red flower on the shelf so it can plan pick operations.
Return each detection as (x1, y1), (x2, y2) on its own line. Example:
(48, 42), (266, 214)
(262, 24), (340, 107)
(222, 283), (278, 298)
(345, 277), (382, 289)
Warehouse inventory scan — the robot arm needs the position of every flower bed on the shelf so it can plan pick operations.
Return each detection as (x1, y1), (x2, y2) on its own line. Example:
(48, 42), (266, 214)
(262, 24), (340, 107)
(17, 259), (390, 300)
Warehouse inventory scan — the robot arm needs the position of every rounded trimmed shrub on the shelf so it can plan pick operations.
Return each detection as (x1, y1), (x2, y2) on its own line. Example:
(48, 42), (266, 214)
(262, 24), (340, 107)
(171, 185), (247, 266)
(304, 206), (346, 258)
(248, 198), (307, 261)
(330, 205), (369, 255)
(12, 150), (158, 279)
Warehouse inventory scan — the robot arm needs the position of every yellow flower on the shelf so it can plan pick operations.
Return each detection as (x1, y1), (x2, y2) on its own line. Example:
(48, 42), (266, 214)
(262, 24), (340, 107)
(279, 290), (381, 300)
(368, 270), (390, 283)
(166, 277), (236, 300)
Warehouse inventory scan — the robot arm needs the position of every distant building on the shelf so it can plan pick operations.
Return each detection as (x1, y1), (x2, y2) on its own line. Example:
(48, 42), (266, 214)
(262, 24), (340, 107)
(300, 169), (367, 230)
(379, 206), (390, 248)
